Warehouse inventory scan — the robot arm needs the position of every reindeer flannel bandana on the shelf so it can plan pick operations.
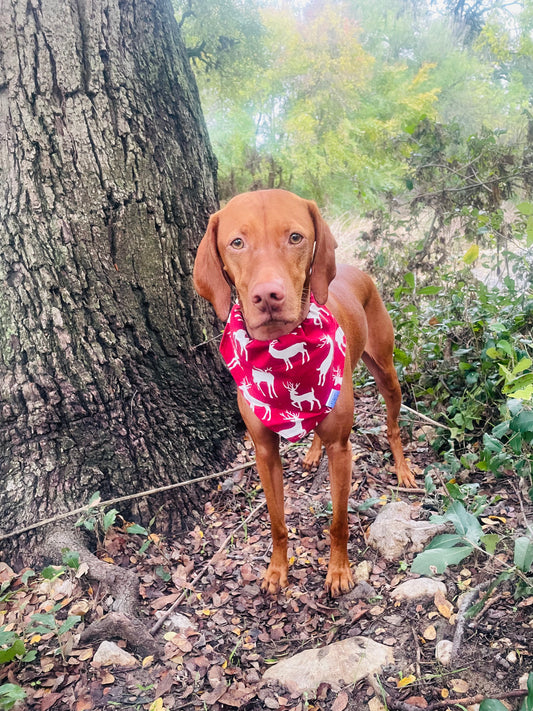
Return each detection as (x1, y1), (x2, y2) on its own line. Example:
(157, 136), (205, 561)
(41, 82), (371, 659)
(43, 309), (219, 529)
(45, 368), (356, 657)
(220, 298), (347, 441)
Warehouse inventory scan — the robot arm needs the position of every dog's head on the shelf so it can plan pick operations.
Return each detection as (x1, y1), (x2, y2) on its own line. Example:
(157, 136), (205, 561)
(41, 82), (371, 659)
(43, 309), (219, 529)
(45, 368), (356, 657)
(193, 189), (337, 341)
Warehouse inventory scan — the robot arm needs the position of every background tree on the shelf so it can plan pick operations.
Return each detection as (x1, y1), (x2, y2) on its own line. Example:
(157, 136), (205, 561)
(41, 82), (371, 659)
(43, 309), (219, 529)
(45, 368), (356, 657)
(0, 0), (239, 562)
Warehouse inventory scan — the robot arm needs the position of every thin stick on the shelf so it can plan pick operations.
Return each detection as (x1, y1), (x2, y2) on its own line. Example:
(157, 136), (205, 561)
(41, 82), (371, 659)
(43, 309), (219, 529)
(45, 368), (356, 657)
(0, 459), (257, 542)
(150, 499), (266, 635)
(400, 404), (452, 431)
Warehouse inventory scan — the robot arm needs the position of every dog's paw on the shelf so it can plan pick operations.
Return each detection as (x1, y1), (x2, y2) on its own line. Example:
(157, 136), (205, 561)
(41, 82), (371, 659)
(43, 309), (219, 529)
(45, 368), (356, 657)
(261, 564), (289, 595)
(325, 564), (354, 598)
(302, 447), (323, 470)
(396, 461), (417, 488)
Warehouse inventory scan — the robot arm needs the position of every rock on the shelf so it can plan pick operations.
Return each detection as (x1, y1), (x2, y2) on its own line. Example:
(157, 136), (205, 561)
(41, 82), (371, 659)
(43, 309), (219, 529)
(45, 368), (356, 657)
(366, 502), (448, 561)
(92, 641), (137, 668)
(391, 578), (447, 602)
(167, 612), (197, 632)
(262, 636), (394, 695)
(354, 560), (372, 582)
(435, 639), (453, 667)
(368, 696), (388, 711)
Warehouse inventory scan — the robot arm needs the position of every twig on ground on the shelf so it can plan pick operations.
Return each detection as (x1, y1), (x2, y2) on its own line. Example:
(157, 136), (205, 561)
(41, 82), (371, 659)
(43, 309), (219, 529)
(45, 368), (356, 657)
(150, 499), (267, 635)
(410, 624), (422, 680)
(387, 687), (528, 711)
(400, 404), (452, 431)
(451, 579), (491, 665)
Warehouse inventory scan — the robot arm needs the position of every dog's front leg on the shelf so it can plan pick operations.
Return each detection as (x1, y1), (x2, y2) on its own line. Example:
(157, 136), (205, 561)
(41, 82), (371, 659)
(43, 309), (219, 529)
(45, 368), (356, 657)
(315, 364), (355, 597)
(322, 438), (354, 596)
(237, 393), (289, 593)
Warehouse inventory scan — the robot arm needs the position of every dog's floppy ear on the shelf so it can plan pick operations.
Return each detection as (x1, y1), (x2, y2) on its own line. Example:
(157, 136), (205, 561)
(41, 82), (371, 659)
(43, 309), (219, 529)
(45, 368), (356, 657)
(307, 200), (337, 304)
(193, 212), (232, 321)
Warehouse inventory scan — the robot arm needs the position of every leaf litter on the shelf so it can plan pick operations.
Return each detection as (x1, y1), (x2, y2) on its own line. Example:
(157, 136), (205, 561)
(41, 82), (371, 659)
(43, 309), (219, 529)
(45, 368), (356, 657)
(1, 387), (532, 710)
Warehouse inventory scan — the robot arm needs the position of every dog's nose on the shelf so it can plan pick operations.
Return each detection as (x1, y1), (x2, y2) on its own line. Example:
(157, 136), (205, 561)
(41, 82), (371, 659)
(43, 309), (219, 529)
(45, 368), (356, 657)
(251, 280), (286, 312)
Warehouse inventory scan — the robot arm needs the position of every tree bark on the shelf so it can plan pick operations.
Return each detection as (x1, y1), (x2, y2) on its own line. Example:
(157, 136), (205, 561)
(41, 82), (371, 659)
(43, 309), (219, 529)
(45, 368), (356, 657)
(0, 0), (239, 563)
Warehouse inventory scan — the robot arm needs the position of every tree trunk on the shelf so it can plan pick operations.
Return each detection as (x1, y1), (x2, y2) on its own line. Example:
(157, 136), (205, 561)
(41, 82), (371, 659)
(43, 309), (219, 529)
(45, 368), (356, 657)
(0, 0), (239, 563)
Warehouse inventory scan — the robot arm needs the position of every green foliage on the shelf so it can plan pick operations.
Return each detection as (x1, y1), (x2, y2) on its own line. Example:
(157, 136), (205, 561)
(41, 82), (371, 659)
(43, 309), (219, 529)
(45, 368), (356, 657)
(0, 684), (26, 711)
(480, 672), (533, 711)
(178, 0), (532, 211)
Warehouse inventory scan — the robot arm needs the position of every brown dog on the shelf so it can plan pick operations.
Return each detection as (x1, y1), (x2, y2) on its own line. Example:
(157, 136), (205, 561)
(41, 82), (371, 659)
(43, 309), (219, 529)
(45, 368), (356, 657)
(193, 189), (415, 596)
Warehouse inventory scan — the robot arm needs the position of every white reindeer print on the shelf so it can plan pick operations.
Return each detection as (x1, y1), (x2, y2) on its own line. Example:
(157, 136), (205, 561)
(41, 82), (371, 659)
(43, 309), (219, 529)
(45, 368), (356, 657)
(307, 301), (328, 327)
(278, 412), (306, 440)
(233, 329), (251, 360)
(268, 340), (310, 370)
(284, 382), (320, 411)
(335, 326), (346, 357)
(332, 366), (343, 388)
(239, 379), (272, 420)
(317, 335), (335, 386)
(252, 368), (276, 398)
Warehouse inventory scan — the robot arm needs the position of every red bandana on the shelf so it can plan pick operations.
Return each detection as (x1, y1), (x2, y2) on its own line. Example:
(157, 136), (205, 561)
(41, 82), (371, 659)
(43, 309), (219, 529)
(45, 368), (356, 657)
(220, 298), (346, 441)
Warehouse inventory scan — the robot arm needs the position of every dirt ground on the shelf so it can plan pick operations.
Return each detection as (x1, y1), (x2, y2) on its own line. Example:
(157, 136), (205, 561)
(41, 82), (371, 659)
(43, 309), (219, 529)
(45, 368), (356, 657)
(4, 386), (533, 710)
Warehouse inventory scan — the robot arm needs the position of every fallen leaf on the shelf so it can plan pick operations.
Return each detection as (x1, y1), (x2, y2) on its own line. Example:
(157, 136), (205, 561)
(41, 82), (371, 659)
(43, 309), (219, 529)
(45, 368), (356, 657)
(101, 671), (115, 685)
(41, 692), (63, 710)
(332, 690), (349, 711)
(423, 624), (437, 641)
(434, 589), (454, 619)
(451, 679), (469, 693)
(405, 696), (428, 708)
(398, 674), (416, 688)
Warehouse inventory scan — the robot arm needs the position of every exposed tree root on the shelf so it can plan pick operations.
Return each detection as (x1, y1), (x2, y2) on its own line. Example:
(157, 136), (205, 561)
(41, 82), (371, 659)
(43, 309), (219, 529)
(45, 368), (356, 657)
(44, 527), (160, 658)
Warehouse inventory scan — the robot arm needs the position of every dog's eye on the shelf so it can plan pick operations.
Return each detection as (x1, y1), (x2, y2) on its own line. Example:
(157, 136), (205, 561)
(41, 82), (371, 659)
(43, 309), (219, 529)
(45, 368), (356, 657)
(289, 232), (304, 245)
(230, 237), (244, 250)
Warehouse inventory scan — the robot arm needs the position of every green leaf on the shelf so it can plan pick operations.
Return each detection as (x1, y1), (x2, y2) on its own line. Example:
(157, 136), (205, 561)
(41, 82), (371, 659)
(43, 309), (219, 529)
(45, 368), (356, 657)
(431, 501), (483, 543)
(486, 347), (502, 359)
(58, 615), (81, 636)
(480, 533), (500, 555)
(41, 566), (64, 580)
(155, 566), (171, 582)
(417, 285), (441, 295)
(103, 509), (118, 533)
(62, 549), (80, 570)
(463, 244), (479, 264)
(411, 541), (473, 575)
(519, 672), (533, 711)
(480, 700), (512, 711)
(517, 201), (533, 216)
(483, 433), (504, 453)
(403, 272), (415, 289)
(0, 684), (26, 710)
(0, 638), (25, 664)
(126, 523), (149, 536)
(510, 410), (533, 433)
(29, 613), (56, 629)
(512, 358), (532, 375)
(88, 491), (101, 507)
(21, 569), (35, 585)
(514, 536), (533, 572)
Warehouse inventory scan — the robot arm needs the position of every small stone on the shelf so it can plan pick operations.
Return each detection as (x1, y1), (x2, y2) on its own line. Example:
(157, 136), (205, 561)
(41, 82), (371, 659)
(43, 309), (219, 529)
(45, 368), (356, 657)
(354, 560), (372, 582)
(167, 612), (197, 632)
(506, 650), (517, 664)
(367, 502), (448, 561)
(263, 636), (394, 695)
(435, 639), (453, 667)
(368, 696), (387, 711)
(391, 578), (446, 602)
(92, 641), (137, 668)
